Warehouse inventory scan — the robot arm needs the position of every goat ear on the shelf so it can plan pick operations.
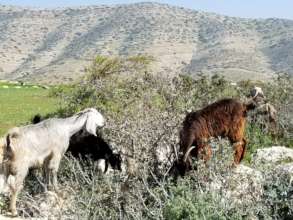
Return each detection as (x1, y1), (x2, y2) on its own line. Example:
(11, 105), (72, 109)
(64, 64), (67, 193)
(85, 113), (97, 136)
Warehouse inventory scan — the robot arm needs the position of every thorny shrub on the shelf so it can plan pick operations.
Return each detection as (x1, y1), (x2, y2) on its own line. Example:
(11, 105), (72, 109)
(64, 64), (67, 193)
(2, 56), (292, 219)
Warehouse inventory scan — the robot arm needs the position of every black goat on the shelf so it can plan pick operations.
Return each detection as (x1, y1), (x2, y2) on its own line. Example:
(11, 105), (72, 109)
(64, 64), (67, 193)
(69, 131), (122, 173)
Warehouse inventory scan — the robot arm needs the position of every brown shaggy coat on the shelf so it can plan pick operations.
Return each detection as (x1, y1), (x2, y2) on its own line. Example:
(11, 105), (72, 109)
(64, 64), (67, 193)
(175, 98), (255, 176)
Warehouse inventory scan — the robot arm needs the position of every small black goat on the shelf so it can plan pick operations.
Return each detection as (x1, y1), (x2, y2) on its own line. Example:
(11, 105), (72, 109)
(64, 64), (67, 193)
(69, 131), (122, 173)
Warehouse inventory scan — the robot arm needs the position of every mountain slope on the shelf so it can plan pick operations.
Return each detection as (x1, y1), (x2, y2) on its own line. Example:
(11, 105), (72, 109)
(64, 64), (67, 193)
(0, 3), (293, 84)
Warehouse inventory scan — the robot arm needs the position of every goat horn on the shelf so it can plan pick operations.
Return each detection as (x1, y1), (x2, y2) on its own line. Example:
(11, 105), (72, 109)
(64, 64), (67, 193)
(183, 146), (196, 163)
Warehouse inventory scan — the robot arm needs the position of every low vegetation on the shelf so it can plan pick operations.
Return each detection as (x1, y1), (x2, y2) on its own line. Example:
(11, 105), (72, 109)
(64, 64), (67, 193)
(0, 56), (292, 219)
(0, 81), (59, 135)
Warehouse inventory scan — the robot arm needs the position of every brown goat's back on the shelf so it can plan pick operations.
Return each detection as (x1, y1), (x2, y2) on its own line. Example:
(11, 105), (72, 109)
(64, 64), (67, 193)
(181, 98), (247, 142)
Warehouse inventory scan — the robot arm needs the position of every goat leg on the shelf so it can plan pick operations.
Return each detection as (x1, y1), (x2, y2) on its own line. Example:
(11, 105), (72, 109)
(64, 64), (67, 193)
(43, 166), (50, 191)
(9, 186), (20, 217)
(52, 169), (59, 191)
(232, 140), (246, 165)
(46, 169), (58, 192)
(47, 153), (61, 192)
(8, 170), (27, 217)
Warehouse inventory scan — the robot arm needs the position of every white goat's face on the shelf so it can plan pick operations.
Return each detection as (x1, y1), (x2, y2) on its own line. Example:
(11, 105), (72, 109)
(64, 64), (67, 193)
(251, 86), (265, 99)
(84, 108), (105, 136)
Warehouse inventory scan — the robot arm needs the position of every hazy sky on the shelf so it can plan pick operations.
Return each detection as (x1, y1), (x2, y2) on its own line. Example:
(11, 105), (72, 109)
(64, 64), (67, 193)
(1, 0), (293, 20)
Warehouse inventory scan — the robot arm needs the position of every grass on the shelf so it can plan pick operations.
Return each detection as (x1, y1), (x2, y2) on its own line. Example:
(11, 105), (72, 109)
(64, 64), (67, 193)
(0, 84), (59, 135)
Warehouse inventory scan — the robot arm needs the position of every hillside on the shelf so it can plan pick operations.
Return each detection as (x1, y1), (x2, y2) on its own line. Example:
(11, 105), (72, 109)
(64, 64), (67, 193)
(1, 2), (293, 84)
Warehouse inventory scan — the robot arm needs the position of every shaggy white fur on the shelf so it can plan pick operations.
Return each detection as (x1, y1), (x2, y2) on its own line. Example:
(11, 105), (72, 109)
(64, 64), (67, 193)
(3, 108), (105, 216)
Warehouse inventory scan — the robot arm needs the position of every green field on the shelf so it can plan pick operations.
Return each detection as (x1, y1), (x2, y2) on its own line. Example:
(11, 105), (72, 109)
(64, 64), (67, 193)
(0, 83), (59, 136)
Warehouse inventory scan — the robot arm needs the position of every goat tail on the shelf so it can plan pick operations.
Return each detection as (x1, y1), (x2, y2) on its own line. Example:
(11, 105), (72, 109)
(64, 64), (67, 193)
(5, 130), (19, 159)
(5, 134), (13, 159)
(1, 134), (14, 181)
(0, 137), (6, 162)
(6, 134), (10, 149)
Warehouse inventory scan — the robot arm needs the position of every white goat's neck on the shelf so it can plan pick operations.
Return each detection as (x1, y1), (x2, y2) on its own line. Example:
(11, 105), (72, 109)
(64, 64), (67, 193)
(63, 113), (88, 136)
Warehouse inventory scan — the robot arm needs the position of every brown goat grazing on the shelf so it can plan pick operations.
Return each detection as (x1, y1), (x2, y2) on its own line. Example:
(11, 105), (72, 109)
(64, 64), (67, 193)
(173, 98), (256, 176)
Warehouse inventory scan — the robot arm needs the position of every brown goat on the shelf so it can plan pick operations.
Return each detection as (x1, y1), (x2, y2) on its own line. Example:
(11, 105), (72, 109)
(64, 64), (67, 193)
(173, 98), (256, 176)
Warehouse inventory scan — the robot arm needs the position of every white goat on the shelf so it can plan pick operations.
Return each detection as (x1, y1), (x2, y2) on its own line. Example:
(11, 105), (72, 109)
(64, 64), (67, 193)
(3, 108), (105, 216)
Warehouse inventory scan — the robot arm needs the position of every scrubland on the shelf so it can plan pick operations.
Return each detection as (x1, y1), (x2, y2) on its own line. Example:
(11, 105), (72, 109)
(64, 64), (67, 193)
(0, 56), (292, 219)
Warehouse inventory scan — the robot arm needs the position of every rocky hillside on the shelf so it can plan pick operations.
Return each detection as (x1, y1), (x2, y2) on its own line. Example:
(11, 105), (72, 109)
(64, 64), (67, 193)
(1, 2), (293, 84)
